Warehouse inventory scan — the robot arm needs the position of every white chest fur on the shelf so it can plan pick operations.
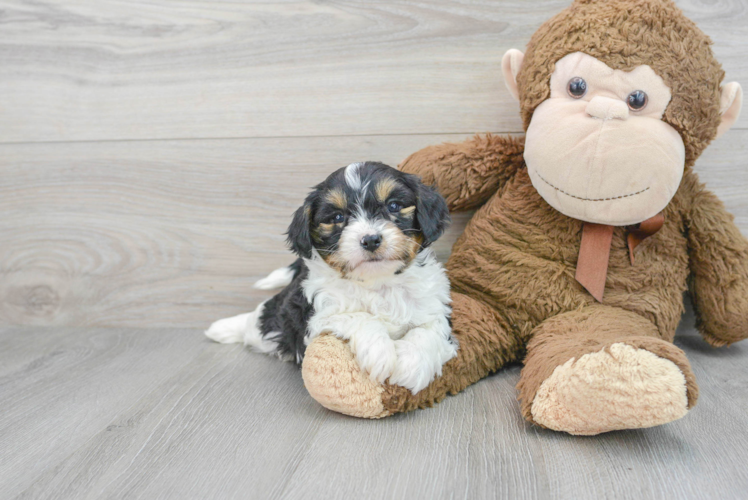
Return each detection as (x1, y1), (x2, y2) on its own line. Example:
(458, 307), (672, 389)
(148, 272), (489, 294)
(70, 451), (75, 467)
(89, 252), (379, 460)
(301, 248), (456, 393)
(302, 249), (451, 340)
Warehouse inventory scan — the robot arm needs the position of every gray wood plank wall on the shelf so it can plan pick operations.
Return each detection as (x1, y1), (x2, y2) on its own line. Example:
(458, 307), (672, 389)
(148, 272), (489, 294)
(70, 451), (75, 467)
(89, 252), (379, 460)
(1, 0), (747, 328)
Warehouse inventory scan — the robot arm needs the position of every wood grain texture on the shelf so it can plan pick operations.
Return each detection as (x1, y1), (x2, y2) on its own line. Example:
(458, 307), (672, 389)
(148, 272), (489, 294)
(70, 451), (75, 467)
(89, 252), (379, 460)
(2, 2), (747, 499)
(2, 306), (747, 500)
(1, 130), (745, 328)
(0, 327), (234, 497)
(8, 330), (326, 500)
(0, 133), (479, 328)
(0, 0), (745, 144)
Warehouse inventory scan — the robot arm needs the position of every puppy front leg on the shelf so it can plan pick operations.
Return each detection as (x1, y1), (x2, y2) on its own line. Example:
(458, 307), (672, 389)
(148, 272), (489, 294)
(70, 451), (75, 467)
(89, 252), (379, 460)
(313, 312), (398, 384)
(389, 321), (458, 394)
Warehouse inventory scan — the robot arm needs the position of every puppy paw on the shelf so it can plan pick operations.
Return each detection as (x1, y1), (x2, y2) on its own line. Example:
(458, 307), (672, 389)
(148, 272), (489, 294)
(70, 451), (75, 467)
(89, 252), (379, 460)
(353, 335), (398, 384)
(389, 340), (440, 394)
(205, 313), (251, 344)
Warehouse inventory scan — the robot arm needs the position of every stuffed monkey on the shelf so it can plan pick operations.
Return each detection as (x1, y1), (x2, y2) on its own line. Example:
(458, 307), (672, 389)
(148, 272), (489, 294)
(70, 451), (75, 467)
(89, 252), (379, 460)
(300, 0), (746, 435)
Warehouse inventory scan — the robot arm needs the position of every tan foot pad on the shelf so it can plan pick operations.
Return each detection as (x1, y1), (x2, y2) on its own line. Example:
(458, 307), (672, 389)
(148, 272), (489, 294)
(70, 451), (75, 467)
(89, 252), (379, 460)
(531, 343), (689, 435)
(301, 335), (391, 419)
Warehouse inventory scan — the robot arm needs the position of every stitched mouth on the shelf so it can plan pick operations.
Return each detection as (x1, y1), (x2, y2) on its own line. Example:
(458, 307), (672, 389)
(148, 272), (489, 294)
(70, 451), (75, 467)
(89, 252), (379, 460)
(536, 172), (650, 202)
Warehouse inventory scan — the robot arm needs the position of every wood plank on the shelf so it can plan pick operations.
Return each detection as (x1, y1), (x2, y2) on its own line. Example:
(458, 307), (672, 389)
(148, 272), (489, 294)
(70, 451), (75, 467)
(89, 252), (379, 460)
(279, 365), (548, 500)
(6, 311), (748, 499)
(1, 130), (746, 328)
(0, 326), (95, 377)
(0, 327), (243, 497)
(10, 330), (325, 500)
(0, 133), (477, 328)
(1, 1), (746, 498)
(0, 0), (745, 144)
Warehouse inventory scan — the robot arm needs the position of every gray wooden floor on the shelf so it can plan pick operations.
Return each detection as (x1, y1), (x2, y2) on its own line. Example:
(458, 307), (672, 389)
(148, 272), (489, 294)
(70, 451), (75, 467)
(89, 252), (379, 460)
(2, 305), (748, 499)
(2, 1), (748, 499)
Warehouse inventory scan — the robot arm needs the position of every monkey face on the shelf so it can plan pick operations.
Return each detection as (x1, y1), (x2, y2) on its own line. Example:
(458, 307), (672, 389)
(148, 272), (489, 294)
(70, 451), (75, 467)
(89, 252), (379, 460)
(523, 52), (686, 226)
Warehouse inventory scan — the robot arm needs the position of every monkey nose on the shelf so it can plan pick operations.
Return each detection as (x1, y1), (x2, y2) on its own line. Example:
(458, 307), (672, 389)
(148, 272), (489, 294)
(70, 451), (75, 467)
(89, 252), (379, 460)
(585, 96), (629, 121)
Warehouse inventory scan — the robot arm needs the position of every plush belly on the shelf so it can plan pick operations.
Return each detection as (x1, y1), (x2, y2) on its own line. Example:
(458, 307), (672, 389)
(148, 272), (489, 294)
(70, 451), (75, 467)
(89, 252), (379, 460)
(446, 169), (690, 339)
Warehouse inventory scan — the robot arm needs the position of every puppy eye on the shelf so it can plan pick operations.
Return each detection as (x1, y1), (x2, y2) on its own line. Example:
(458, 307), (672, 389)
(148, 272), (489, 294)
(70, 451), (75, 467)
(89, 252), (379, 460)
(627, 90), (648, 110)
(567, 77), (587, 98)
(387, 201), (402, 213)
(328, 213), (345, 224)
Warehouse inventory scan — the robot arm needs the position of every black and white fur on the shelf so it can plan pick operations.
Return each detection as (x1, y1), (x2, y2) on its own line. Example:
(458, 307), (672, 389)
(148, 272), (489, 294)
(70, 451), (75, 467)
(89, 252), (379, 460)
(205, 162), (457, 394)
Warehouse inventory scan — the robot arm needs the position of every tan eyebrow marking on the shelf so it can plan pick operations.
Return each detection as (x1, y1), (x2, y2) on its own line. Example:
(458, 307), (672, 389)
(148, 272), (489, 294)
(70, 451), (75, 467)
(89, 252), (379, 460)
(315, 222), (335, 238)
(375, 178), (399, 202)
(312, 222), (335, 243)
(399, 205), (415, 218)
(325, 188), (348, 209)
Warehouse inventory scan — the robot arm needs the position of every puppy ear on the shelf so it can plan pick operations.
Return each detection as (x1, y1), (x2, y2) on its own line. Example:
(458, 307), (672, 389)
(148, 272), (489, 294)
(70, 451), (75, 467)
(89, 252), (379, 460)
(286, 194), (316, 258)
(413, 179), (450, 247)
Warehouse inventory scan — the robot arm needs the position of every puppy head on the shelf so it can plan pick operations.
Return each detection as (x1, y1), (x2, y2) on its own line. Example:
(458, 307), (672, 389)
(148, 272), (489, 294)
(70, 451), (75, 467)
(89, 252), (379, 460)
(286, 162), (450, 280)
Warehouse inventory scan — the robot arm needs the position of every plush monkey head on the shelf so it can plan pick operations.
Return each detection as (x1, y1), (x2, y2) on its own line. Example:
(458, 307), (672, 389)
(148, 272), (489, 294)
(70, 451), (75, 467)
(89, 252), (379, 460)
(502, 0), (743, 226)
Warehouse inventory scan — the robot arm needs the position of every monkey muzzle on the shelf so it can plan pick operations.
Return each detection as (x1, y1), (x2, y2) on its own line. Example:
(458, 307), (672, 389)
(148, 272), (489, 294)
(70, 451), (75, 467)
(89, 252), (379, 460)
(524, 98), (686, 226)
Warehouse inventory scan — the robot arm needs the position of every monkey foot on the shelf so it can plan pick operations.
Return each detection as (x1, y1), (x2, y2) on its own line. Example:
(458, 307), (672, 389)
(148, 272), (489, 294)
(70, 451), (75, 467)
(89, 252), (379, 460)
(302, 335), (391, 418)
(530, 343), (689, 435)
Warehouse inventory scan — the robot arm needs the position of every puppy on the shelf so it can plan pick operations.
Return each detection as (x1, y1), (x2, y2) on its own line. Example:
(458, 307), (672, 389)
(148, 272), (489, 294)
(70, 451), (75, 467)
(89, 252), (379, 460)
(205, 161), (457, 394)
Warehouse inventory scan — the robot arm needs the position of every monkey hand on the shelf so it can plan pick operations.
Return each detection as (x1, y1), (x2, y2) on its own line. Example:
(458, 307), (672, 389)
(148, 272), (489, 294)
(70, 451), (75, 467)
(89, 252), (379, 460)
(685, 177), (748, 347)
(691, 265), (748, 347)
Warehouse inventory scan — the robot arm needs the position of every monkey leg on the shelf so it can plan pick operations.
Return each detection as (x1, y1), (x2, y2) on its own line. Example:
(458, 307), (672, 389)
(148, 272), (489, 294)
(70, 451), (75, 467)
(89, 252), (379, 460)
(518, 305), (698, 435)
(301, 292), (524, 418)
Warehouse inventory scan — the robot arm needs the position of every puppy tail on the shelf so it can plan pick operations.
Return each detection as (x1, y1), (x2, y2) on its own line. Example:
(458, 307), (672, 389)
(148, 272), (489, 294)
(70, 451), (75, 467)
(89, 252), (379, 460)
(253, 259), (303, 290)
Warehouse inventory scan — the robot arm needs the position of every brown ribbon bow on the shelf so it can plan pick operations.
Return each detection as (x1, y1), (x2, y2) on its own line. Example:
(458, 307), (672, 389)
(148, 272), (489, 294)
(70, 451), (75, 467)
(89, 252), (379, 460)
(575, 213), (664, 302)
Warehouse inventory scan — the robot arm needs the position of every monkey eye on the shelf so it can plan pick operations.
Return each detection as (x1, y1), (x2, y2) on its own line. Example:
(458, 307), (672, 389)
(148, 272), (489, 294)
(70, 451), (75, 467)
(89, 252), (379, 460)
(627, 90), (648, 110)
(567, 77), (587, 98)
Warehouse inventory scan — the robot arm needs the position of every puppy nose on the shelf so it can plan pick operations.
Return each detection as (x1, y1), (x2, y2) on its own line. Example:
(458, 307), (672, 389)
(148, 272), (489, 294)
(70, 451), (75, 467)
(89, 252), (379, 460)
(360, 234), (382, 252)
(585, 96), (629, 121)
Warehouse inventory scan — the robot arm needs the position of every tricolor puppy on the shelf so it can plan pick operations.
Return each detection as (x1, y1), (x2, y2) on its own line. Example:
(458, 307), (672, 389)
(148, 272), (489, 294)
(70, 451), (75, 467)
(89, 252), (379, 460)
(205, 161), (457, 393)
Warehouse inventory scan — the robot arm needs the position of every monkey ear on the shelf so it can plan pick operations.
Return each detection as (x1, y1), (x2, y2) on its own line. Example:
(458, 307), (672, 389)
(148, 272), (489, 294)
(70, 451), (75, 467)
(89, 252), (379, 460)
(501, 49), (524, 102)
(715, 82), (743, 139)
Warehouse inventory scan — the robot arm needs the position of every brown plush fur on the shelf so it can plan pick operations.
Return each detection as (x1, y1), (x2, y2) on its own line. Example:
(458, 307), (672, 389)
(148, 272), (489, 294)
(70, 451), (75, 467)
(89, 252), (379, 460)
(301, 335), (390, 418)
(516, 305), (698, 422)
(378, 158), (733, 420)
(301, 0), (748, 431)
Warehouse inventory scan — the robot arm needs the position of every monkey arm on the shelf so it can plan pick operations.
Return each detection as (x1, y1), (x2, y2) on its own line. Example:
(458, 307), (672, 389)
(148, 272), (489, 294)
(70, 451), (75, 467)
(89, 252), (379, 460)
(399, 134), (525, 212)
(685, 178), (748, 347)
